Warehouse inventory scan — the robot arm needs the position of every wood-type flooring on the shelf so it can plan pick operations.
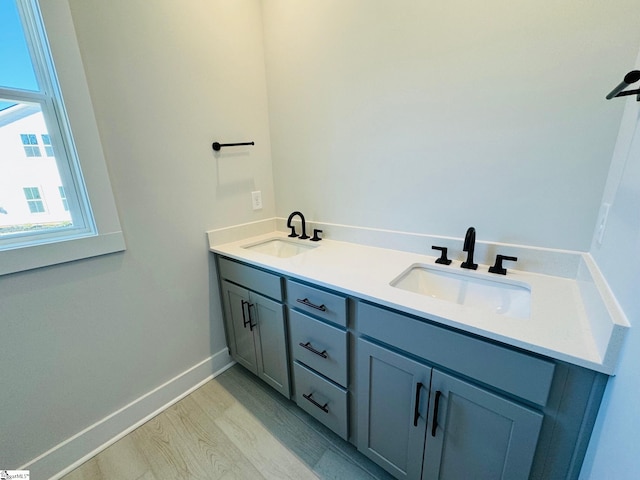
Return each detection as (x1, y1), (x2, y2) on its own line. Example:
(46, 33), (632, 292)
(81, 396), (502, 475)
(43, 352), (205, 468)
(61, 364), (394, 480)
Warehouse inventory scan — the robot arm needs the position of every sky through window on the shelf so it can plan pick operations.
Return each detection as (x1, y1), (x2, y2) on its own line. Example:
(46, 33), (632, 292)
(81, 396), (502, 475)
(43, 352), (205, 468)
(1, 1), (38, 110)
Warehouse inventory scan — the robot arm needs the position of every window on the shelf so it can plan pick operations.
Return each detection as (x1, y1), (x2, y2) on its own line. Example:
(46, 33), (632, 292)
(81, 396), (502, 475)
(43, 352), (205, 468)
(0, 0), (125, 275)
(42, 133), (54, 156)
(58, 186), (68, 211)
(1, 0), (91, 242)
(20, 133), (41, 156)
(23, 186), (45, 213)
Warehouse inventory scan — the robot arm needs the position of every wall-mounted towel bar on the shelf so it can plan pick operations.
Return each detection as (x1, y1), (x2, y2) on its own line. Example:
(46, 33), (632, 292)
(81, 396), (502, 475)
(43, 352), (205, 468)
(606, 71), (640, 101)
(212, 141), (255, 151)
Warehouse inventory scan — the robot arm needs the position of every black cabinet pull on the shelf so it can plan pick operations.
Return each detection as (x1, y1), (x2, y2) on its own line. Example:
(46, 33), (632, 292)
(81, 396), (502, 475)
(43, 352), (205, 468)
(296, 298), (327, 312)
(247, 302), (256, 331)
(241, 300), (256, 331)
(431, 390), (442, 437)
(299, 341), (328, 359)
(241, 300), (250, 328)
(413, 382), (424, 427)
(302, 392), (329, 413)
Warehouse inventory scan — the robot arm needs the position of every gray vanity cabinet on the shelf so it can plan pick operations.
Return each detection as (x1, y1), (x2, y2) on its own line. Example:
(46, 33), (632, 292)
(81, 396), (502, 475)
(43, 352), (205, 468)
(287, 279), (350, 439)
(357, 338), (543, 480)
(222, 281), (259, 372)
(218, 258), (290, 398)
(213, 256), (607, 480)
(422, 370), (542, 480)
(357, 338), (431, 479)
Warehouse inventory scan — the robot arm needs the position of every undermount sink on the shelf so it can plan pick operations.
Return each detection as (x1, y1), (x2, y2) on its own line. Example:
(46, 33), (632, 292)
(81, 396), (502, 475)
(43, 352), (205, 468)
(242, 238), (317, 258)
(390, 263), (531, 319)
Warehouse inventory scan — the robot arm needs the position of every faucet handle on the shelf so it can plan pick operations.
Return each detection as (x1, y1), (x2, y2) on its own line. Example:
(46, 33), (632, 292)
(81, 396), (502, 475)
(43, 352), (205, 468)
(489, 254), (518, 275)
(311, 229), (323, 242)
(288, 225), (298, 238)
(432, 246), (451, 265)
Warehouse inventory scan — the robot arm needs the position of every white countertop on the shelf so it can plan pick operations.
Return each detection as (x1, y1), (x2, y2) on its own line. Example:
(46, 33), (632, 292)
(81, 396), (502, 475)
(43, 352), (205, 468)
(208, 225), (629, 375)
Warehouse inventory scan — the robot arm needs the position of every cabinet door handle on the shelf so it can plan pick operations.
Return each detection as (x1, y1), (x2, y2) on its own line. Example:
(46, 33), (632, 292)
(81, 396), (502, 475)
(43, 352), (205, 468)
(296, 298), (327, 312)
(241, 300), (256, 331)
(246, 302), (256, 331)
(302, 392), (329, 413)
(431, 390), (442, 437)
(299, 341), (328, 358)
(413, 382), (423, 427)
(241, 300), (250, 328)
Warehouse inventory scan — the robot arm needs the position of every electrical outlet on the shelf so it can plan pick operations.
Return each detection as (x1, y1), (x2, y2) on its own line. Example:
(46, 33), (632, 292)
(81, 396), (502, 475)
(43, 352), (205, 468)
(596, 203), (611, 245)
(251, 190), (263, 210)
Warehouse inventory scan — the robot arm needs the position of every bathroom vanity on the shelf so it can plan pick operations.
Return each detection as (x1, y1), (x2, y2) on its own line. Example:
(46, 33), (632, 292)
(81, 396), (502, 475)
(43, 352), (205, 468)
(209, 223), (628, 480)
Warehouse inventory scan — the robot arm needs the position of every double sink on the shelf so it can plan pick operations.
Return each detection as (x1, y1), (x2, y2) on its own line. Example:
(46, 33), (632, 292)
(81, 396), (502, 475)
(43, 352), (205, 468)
(242, 237), (531, 320)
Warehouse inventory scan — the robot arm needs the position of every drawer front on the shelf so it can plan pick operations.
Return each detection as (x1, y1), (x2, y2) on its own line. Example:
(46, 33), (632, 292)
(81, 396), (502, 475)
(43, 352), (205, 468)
(218, 257), (283, 301)
(287, 280), (347, 327)
(356, 301), (555, 407)
(294, 361), (348, 439)
(290, 310), (347, 387)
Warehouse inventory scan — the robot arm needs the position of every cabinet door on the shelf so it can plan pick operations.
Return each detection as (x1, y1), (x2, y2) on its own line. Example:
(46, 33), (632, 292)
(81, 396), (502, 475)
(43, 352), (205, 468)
(357, 338), (431, 480)
(221, 281), (258, 374)
(422, 370), (543, 480)
(251, 291), (290, 398)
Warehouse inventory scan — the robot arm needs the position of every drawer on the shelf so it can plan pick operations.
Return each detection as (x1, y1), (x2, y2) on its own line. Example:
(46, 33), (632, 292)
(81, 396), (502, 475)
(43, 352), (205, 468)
(287, 280), (347, 327)
(294, 361), (348, 439)
(290, 310), (347, 387)
(218, 257), (283, 301)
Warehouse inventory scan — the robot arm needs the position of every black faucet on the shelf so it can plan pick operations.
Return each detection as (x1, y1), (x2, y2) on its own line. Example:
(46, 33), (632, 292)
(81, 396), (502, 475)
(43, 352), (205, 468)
(286, 211), (309, 239)
(461, 227), (478, 270)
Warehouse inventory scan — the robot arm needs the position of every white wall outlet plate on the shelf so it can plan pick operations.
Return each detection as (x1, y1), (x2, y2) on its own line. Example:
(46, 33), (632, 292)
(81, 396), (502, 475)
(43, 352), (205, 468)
(251, 190), (263, 210)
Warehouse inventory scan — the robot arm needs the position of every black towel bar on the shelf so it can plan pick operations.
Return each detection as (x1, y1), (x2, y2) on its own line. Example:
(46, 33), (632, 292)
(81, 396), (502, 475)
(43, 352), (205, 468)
(606, 71), (640, 101)
(212, 141), (255, 151)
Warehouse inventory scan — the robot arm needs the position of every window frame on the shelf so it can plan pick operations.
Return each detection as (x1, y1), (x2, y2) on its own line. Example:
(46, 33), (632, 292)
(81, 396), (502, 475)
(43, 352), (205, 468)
(1, 0), (125, 276)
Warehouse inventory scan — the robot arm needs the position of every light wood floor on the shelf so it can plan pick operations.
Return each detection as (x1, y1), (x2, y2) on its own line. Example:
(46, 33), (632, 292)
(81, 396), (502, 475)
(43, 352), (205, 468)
(61, 364), (394, 480)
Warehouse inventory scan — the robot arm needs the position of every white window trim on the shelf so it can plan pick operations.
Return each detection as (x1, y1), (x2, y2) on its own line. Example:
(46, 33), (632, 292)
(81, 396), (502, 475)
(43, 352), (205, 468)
(1, 1), (125, 276)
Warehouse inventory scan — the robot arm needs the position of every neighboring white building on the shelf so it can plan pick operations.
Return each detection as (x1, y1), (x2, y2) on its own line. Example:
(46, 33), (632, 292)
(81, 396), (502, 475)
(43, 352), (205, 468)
(0, 103), (71, 232)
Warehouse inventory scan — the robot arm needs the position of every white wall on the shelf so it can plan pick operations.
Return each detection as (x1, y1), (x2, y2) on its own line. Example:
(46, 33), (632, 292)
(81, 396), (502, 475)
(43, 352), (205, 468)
(262, 0), (640, 250)
(580, 52), (640, 478)
(0, 0), (273, 473)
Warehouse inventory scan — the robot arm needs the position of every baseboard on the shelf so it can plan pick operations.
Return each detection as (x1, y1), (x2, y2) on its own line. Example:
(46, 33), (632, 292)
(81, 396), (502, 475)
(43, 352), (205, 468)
(21, 348), (233, 480)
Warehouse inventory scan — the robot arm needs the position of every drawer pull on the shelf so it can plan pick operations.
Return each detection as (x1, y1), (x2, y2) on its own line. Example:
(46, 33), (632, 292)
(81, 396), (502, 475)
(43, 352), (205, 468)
(297, 298), (327, 312)
(299, 341), (328, 358)
(302, 392), (329, 413)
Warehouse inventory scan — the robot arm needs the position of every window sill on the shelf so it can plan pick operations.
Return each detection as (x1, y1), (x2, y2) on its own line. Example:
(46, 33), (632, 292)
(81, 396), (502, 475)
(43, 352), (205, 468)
(1, 230), (125, 276)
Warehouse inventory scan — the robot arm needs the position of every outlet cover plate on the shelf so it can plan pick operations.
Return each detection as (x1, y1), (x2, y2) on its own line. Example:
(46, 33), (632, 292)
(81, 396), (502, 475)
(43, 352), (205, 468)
(251, 191), (263, 210)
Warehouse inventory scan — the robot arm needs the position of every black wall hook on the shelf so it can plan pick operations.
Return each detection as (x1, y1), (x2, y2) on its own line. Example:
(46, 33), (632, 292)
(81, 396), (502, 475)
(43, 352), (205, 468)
(212, 141), (255, 151)
(606, 70), (640, 101)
